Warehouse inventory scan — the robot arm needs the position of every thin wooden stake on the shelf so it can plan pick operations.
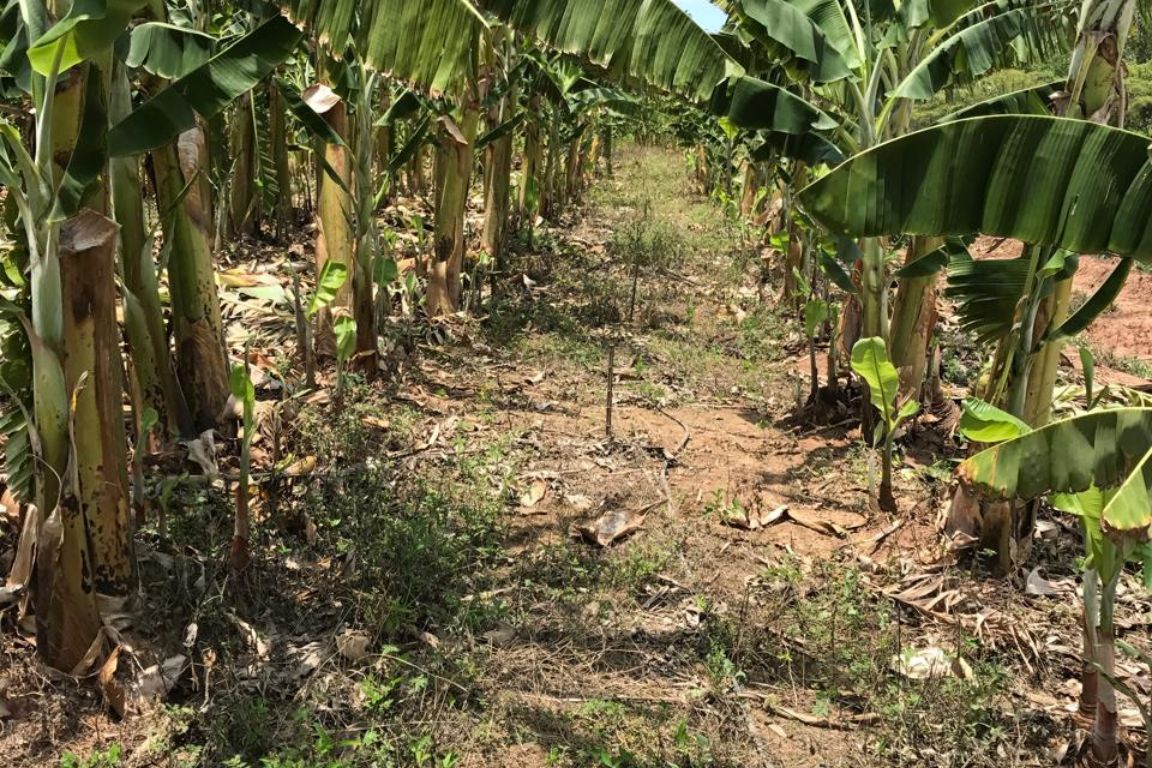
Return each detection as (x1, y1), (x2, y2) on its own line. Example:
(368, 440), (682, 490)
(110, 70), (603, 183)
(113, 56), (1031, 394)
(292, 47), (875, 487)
(289, 264), (316, 389)
(606, 343), (615, 440)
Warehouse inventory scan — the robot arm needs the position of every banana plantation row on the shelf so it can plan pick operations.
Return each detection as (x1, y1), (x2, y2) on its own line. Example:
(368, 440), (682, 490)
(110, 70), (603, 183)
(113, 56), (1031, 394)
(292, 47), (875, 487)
(0, 0), (1150, 765)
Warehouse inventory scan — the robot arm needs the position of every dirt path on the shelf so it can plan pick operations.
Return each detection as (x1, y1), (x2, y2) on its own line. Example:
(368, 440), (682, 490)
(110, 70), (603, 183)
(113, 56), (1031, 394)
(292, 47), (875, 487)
(367, 147), (1085, 767)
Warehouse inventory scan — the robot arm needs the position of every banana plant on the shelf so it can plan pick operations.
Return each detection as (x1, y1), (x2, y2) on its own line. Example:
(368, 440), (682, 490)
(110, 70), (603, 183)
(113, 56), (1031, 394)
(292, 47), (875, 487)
(958, 405), (1152, 765)
(228, 361), (255, 574)
(717, 0), (1073, 404)
(796, 0), (1140, 569)
(279, 0), (746, 314)
(113, 12), (304, 432)
(0, 0), (321, 669)
(801, 113), (1145, 562)
(0, 0), (139, 672)
(850, 337), (920, 511)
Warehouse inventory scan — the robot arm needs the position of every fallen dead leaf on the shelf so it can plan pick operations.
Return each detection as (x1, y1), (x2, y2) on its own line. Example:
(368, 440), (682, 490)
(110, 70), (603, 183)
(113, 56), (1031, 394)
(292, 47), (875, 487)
(71, 628), (107, 676)
(1120, 706), (1144, 728)
(135, 655), (187, 705)
(759, 505), (789, 526)
(184, 430), (219, 476)
(1034, 519), (1060, 539)
(786, 508), (865, 537)
(230, 615), (270, 659)
(721, 505), (754, 530)
(726, 303), (748, 323)
(4, 504), (39, 603)
(562, 493), (594, 512)
(572, 508), (646, 547)
(1, 488), (18, 526)
(98, 646), (126, 718)
(336, 629), (372, 662)
(519, 479), (549, 509)
(360, 416), (391, 430)
(893, 646), (957, 680)
(282, 456), (317, 476)
(482, 624), (517, 647)
(291, 642), (326, 678)
(1025, 567), (1072, 597)
(305, 389), (331, 406)
(721, 501), (787, 531)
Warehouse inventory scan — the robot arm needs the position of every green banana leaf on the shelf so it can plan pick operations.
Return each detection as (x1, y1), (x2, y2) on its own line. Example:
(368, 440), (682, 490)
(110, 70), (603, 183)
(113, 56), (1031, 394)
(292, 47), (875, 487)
(0, 0), (34, 93)
(958, 396), (1031, 442)
(125, 22), (216, 80)
(376, 90), (423, 126)
(850, 337), (899, 426)
(790, 0), (861, 64)
(819, 249), (858, 294)
(943, 253), (1029, 343)
(539, 55), (585, 102)
(734, 0), (855, 83)
(804, 300), (828, 337)
(1100, 450), (1152, 537)
(893, 4), (1064, 100)
(942, 246), (1076, 344)
(108, 16), (302, 156)
(959, 407), (1152, 503)
(476, 112), (526, 151)
(712, 74), (838, 135)
(939, 80), (1059, 122)
(282, 0), (486, 95)
(902, 0), (981, 29)
(568, 86), (641, 117)
(894, 237), (968, 277)
(308, 261), (349, 317)
(1051, 485), (1113, 570)
(387, 114), (431, 174)
(962, 408), (1152, 540)
(27, 0), (144, 75)
(1046, 257), (1131, 343)
(0, 403), (30, 503)
(333, 316), (357, 365)
(482, 0), (740, 102)
(752, 129), (845, 166)
(799, 115), (1152, 263)
(0, 206), (31, 504)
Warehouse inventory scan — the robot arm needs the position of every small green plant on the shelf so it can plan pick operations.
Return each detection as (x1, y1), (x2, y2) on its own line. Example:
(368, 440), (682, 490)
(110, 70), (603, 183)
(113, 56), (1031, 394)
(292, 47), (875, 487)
(229, 361), (255, 572)
(672, 720), (714, 766)
(60, 745), (123, 768)
(359, 673), (400, 714)
(305, 259), (358, 402)
(704, 639), (745, 691)
(596, 747), (641, 768)
(309, 260), (349, 318)
(332, 312), (358, 402)
(850, 337), (919, 511)
(702, 490), (747, 525)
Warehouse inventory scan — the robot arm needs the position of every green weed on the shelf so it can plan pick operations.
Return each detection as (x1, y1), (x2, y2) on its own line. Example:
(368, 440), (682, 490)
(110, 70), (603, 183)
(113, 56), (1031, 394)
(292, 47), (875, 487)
(60, 745), (123, 768)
